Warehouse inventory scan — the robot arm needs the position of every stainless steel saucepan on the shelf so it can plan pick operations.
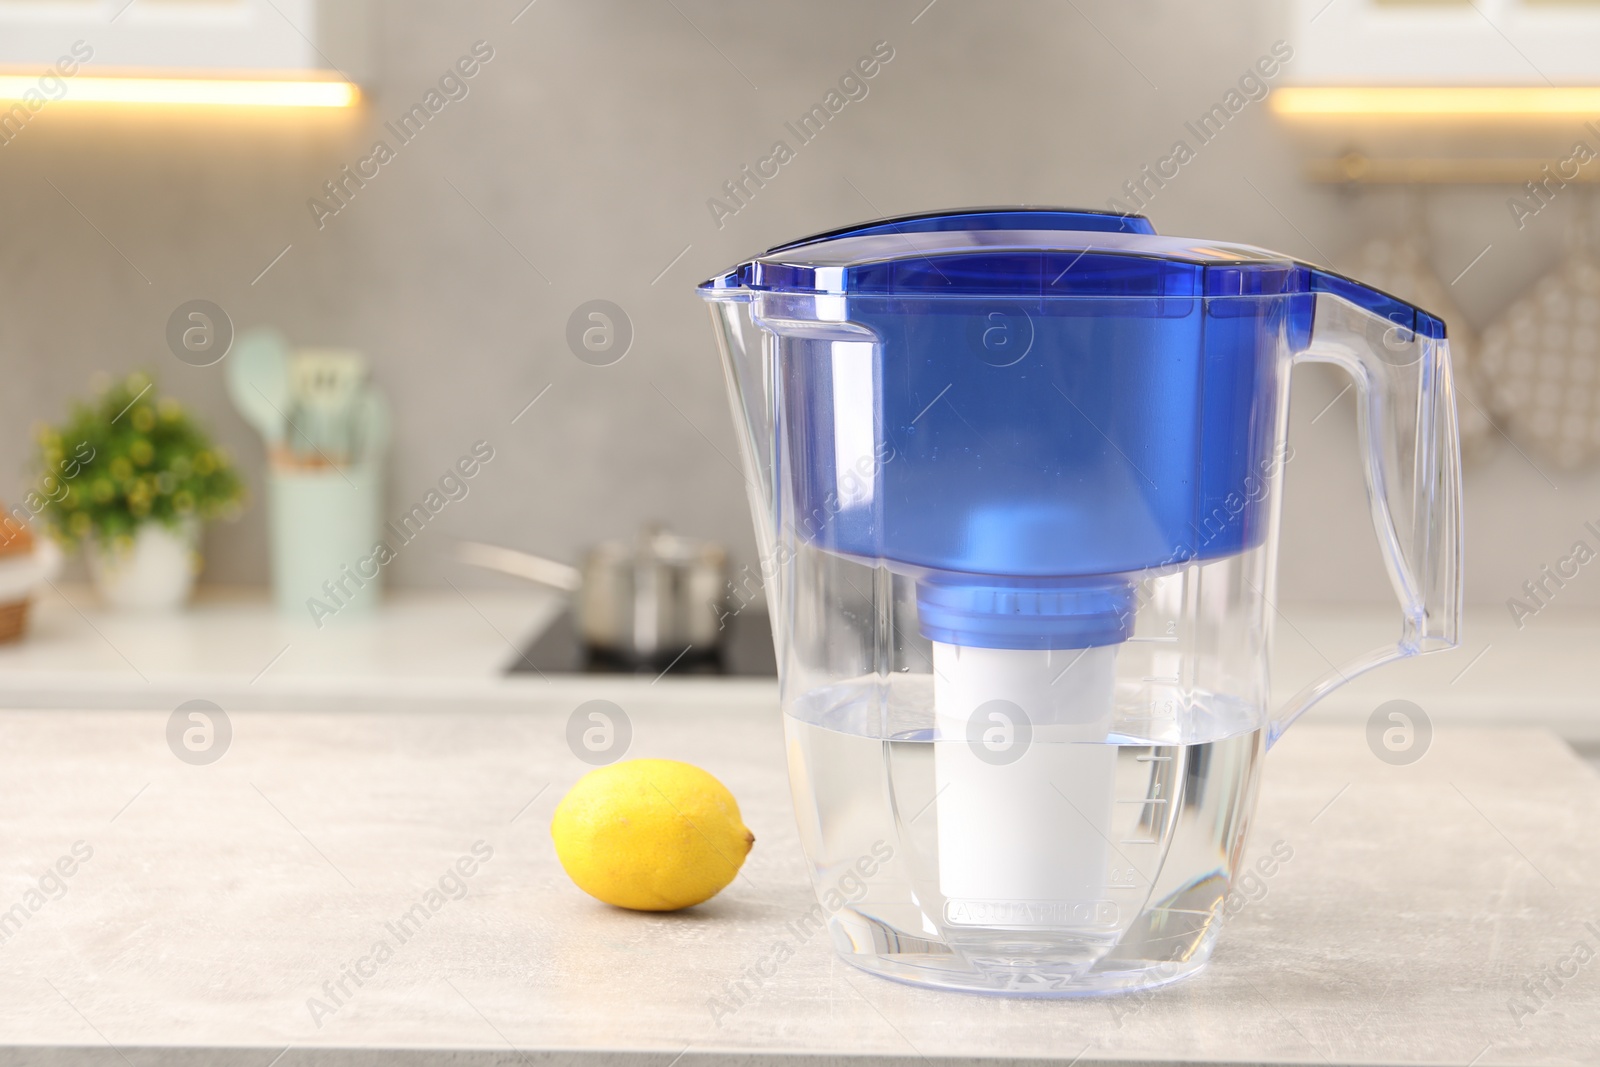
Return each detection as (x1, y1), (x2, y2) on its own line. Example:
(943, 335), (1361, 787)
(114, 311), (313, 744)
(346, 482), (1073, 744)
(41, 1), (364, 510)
(457, 526), (729, 663)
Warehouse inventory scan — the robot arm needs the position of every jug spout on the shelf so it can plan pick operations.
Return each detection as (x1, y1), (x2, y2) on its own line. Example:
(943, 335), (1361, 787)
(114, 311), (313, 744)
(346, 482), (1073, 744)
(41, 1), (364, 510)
(704, 294), (782, 607)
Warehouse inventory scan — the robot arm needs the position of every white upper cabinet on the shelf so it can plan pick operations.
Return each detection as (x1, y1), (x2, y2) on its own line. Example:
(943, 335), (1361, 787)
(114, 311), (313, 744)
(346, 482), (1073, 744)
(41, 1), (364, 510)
(1289, 0), (1600, 85)
(0, 0), (369, 80)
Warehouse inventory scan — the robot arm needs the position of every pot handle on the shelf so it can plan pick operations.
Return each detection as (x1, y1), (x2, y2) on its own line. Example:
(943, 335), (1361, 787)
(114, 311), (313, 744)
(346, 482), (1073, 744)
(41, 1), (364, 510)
(1268, 287), (1463, 746)
(455, 541), (583, 594)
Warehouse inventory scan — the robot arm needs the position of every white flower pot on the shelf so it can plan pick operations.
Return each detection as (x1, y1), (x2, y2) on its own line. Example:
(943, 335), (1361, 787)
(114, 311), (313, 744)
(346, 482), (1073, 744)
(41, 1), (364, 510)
(88, 520), (201, 612)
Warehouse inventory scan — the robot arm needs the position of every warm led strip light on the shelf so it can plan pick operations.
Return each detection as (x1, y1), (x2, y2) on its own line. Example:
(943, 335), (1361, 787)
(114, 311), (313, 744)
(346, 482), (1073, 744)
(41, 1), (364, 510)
(1272, 86), (1600, 117)
(0, 75), (359, 108)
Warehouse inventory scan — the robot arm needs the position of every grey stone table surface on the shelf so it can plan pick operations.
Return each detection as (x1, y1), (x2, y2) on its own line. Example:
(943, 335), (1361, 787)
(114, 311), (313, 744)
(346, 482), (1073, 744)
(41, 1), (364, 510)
(0, 697), (1595, 1066)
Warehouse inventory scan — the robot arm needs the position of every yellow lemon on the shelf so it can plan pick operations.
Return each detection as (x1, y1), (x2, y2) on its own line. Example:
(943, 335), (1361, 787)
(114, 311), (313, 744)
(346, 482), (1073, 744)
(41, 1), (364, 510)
(551, 759), (754, 911)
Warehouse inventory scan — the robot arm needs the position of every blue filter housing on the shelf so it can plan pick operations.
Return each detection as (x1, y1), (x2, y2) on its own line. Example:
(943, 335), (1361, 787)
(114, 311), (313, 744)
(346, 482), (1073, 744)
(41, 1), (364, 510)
(703, 209), (1444, 651)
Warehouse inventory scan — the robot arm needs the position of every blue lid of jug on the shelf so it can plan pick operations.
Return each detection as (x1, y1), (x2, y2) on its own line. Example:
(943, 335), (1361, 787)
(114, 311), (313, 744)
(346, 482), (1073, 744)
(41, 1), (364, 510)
(700, 207), (1444, 339)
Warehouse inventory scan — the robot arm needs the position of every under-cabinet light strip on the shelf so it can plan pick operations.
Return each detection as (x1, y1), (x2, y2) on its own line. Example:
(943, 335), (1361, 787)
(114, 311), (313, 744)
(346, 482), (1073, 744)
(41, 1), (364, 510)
(0, 76), (359, 108)
(1272, 86), (1600, 117)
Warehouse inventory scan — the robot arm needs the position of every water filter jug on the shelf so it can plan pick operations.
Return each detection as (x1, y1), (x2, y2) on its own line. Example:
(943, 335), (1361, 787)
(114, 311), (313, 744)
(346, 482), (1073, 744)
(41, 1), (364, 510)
(699, 209), (1462, 995)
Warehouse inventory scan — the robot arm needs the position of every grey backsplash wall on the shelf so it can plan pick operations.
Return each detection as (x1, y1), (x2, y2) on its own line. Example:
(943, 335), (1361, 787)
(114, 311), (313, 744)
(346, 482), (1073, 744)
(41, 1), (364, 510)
(2, 0), (1596, 610)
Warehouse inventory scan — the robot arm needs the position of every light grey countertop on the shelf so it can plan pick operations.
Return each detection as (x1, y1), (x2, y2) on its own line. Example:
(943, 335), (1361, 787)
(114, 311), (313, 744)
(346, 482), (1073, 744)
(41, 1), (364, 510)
(0, 694), (1596, 1066)
(3, 586), (1600, 758)
(5, 587), (1600, 751)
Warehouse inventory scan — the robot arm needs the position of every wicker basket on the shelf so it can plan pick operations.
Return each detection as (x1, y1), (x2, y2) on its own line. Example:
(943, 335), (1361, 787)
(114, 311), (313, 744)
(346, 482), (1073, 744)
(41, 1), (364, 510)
(0, 598), (30, 644)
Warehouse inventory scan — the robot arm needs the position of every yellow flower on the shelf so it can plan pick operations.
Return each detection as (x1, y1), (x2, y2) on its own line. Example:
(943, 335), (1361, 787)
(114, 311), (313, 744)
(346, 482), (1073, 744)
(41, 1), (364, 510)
(172, 490), (195, 515)
(91, 479), (114, 503)
(129, 439), (154, 467)
(131, 406), (156, 433)
(193, 451), (216, 476)
(109, 457), (133, 482)
(158, 397), (183, 421)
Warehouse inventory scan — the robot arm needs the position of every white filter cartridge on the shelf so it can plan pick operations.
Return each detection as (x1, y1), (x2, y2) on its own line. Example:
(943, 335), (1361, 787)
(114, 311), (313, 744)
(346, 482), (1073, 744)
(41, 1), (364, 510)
(933, 641), (1119, 930)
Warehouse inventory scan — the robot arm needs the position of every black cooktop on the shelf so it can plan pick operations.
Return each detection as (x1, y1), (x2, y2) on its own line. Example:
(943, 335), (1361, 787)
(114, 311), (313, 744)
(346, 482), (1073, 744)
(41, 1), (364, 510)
(507, 607), (777, 677)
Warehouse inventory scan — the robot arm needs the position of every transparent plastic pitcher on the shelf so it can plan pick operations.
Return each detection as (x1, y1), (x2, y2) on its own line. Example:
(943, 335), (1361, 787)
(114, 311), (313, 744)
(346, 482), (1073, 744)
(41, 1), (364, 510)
(699, 209), (1462, 996)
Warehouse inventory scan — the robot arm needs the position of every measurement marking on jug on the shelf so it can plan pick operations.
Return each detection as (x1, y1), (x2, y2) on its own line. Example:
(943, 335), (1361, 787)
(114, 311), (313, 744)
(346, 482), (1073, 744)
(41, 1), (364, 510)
(1120, 838), (1160, 846)
(1141, 675), (1182, 684)
(1116, 797), (1169, 804)
(1134, 754), (1172, 763)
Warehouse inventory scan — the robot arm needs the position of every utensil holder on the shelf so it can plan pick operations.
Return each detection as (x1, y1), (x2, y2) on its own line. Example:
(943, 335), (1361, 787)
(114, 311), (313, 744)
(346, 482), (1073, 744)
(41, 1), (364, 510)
(268, 460), (383, 620)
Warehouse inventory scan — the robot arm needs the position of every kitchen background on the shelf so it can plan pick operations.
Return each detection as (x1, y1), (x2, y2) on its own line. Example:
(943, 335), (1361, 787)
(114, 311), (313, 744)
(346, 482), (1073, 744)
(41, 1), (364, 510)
(1, 0), (1596, 612)
(4, 7), (1600, 1058)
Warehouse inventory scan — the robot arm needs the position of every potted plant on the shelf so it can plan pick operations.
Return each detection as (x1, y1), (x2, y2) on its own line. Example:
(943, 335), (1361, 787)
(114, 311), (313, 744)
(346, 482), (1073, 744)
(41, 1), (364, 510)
(35, 372), (245, 611)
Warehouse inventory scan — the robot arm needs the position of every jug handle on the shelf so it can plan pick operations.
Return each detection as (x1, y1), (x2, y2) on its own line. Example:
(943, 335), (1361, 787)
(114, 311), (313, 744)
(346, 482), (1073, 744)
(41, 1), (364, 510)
(1268, 289), (1464, 747)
